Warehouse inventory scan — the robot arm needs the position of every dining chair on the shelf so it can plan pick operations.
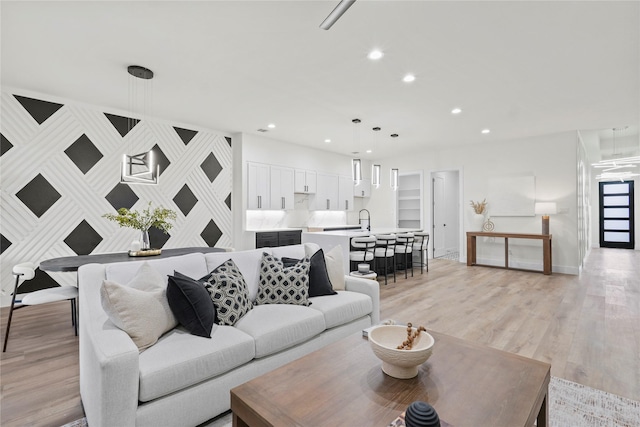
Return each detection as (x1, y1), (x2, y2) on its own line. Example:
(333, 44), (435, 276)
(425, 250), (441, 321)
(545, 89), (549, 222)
(3, 262), (78, 352)
(374, 234), (396, 285)
(349, 235), (377, 274)
(413, 231), (430, 273)
(394, 233), (415, 279)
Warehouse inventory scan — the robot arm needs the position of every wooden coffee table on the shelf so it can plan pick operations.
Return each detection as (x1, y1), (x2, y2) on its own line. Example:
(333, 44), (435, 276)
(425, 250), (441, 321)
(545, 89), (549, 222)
(231, 330), (550, 427)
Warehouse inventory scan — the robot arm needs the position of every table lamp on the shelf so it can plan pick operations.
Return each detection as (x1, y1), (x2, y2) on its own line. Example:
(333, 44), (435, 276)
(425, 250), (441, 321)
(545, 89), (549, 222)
(534, 202), (557, 235)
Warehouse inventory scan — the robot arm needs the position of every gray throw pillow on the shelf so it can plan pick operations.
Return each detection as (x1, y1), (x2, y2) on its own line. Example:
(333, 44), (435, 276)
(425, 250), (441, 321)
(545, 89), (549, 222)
(255, 252), (311, 306)
(200, 259), (252, 326)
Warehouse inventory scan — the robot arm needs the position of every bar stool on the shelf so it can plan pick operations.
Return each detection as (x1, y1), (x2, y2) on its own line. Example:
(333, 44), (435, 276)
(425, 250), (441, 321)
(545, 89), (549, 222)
(349, 235), (376, 273)
(395, 233), (415, 279)
(413, 231), (430, 273)
(3, 262), (78, 352)
(374, 234), (396, 285)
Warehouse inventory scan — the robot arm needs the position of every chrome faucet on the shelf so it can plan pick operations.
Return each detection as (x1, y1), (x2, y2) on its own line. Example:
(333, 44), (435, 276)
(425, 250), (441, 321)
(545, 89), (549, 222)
(359, 209), (371, 232)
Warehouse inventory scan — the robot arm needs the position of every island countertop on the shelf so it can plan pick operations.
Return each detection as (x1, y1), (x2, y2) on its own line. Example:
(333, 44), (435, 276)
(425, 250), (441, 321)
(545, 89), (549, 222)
(302, 228), (424, 274)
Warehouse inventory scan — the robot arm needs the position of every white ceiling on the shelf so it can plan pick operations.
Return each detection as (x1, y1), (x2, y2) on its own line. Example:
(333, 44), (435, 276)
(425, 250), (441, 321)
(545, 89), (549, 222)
(2, 0), (639, 161)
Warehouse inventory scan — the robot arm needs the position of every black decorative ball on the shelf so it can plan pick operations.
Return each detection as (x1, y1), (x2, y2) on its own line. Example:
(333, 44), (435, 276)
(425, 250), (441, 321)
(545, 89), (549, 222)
(404, 401), (440, 427)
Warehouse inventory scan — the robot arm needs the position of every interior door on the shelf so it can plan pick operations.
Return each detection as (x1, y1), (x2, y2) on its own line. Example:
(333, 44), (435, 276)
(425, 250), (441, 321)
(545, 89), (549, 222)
(432, 176), (446, 257)
(599, 181), (635, 249)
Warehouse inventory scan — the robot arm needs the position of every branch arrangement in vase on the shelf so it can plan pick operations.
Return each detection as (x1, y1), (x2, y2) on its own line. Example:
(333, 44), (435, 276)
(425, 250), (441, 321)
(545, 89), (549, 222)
(103, 202), (177, 250)
(469, 199), (487, 215)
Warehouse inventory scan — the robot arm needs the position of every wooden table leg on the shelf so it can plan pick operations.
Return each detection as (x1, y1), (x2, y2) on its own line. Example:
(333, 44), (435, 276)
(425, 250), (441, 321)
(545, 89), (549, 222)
(543, 237), (552, 275)
(504, 238), (509, 269)
(537, 392), (548, 427)
(467, 234), (476, 266)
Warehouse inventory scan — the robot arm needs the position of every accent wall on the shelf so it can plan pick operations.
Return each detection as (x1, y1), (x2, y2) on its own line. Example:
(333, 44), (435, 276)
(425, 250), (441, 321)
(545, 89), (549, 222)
(0, 89), (233, 301)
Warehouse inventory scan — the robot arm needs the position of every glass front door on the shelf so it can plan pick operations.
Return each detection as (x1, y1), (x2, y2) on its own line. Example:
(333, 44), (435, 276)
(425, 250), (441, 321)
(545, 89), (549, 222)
(599, 181), (635, 249)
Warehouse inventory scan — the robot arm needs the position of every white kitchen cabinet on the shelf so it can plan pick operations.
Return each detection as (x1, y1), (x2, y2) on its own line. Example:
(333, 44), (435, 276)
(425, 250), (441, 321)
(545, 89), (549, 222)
(247, 162), (270, 210)
(294, 169), (317, 194)
(311, 173), (339, 210)
(270, 165), (295, 210)
(338, 175), (355, 211)
(354, 178), (371, 198)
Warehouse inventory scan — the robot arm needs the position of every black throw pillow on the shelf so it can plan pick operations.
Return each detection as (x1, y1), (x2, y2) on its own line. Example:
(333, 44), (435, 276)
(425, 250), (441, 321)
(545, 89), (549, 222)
(167, 271), (216, 338)
(282, 249), (337, 298)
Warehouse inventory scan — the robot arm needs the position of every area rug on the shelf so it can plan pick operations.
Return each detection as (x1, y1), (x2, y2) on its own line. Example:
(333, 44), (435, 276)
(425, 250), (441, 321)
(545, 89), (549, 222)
(62, 376), (640, 427)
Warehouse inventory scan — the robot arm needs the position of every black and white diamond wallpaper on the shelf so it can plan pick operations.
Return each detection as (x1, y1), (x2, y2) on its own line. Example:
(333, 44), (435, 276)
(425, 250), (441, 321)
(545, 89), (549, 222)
(0, 91), (233, 292)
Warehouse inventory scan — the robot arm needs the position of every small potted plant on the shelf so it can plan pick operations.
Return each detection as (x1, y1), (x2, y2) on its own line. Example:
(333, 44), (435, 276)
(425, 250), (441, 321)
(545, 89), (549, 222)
(103, 202), (177, 252)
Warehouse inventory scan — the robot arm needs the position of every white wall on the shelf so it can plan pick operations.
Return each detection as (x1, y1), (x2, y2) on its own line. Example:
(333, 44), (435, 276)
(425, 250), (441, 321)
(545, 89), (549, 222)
(368, 131), (580, 274)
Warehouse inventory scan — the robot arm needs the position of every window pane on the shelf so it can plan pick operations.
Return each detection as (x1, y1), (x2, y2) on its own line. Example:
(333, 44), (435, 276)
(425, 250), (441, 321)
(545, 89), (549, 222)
(604, 208), (630, 218)
(604, 232), (630, 243)
(603, 183), (629, 194)
(603, 195), (629, 206)
(604, 220), (630, 230)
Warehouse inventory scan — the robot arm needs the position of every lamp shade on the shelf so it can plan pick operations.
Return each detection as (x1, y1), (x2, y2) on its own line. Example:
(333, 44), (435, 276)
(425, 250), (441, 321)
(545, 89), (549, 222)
(534, 202), (557, 215)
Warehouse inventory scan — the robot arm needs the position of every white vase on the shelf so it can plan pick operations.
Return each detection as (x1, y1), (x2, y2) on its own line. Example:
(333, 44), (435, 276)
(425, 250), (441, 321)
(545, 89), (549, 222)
(471, 213), (485, 231)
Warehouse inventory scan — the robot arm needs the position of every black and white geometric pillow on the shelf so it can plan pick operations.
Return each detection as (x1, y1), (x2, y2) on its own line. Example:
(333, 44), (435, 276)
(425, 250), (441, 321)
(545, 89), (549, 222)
(201, 259), (252, 326)
(255, 253), (311, 306)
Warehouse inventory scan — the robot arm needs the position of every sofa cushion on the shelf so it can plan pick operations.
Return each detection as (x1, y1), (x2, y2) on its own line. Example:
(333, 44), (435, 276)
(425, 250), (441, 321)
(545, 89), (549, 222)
(167, 272), (216, 338)
(282, 249), (337, 298)
(308, 290), (373, 329)
(201, 259), (252, 326)
(270, 244), (306, 260)
(138, 325), (255, 402)
(322, 245), (346, 291)
(100, 263), (177, 350)
(235, 304), (326, 358)
(255, 253), (310, 306)
(204, 248), (268, 301)
(105, 253), (209, 286)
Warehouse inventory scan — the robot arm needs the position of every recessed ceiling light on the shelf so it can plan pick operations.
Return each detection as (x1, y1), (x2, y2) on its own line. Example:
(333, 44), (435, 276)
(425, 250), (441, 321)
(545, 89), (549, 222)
(324, 139), (331, 143)
(402, 74), (415, 83)
(481, 129), (491, 134)
(451, 108), (462, 114)
(368, 49), (383, 60)
(366, 149), (372, 153)
(267, 123), (276, 129)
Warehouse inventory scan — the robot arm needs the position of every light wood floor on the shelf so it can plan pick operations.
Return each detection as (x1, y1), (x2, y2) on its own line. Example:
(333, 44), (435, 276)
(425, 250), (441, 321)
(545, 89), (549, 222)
(1, 247), (638, 426)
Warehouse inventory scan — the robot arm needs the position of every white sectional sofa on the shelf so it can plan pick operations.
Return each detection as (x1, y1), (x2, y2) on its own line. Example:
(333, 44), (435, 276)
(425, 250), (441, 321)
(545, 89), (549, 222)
(77, 244), (380, 427)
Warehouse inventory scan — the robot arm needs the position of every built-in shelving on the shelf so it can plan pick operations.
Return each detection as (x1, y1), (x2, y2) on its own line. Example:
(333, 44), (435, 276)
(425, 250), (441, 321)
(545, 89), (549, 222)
(397, 173), (423, 229)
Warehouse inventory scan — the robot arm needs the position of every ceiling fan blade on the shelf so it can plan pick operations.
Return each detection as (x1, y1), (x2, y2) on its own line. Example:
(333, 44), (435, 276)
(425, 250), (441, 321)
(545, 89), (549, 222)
(319, 0), (357, 30)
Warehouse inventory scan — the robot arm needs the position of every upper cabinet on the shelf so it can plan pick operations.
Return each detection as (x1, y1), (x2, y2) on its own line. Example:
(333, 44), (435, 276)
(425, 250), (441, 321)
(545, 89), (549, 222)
(354, 178), (371, 198)
(294, 169), (317, 194)
(338, 175), (355, 211)
(311, 173), (339, 210)
(247, 162), (270, 210)
(270, 165), (295, 210)
(247, 162), (294, 210)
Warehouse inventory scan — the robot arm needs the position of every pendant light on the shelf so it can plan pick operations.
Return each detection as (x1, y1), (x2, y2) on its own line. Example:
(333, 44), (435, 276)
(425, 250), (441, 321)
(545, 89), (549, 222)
(372, 164), (381, 188)
(121, 65), (160, 185)
(351, 118), (362, 185)
(390, 168), (399, 191)
(371, 126), (381, 188)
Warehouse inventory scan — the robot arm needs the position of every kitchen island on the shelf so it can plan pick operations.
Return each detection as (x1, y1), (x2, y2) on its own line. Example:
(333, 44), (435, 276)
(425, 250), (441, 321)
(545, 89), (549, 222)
(302, 228), (422, 274)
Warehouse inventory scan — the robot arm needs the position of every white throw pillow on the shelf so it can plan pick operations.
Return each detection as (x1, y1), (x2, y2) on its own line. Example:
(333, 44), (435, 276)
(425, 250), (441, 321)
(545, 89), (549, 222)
(324, 245), (345, 291)
(100, 262), (177, 350)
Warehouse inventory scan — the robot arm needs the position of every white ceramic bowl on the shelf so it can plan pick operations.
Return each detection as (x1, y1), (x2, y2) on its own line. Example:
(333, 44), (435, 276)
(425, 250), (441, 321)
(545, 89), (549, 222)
(368, 325), (435, 379)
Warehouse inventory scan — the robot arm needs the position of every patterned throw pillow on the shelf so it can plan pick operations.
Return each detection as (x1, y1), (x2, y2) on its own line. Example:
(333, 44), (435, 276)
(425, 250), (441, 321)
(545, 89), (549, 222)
(255, 253), (311, 306)
(201, 259), (252, 326)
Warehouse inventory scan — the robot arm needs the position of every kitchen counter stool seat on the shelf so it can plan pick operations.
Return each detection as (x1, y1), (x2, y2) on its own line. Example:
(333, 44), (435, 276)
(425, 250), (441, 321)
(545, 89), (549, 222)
(395, 233), (415, 279)
(349, 235), (377, 273)
(413, 231), (430, 273)
(374, 234), (396, 285)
